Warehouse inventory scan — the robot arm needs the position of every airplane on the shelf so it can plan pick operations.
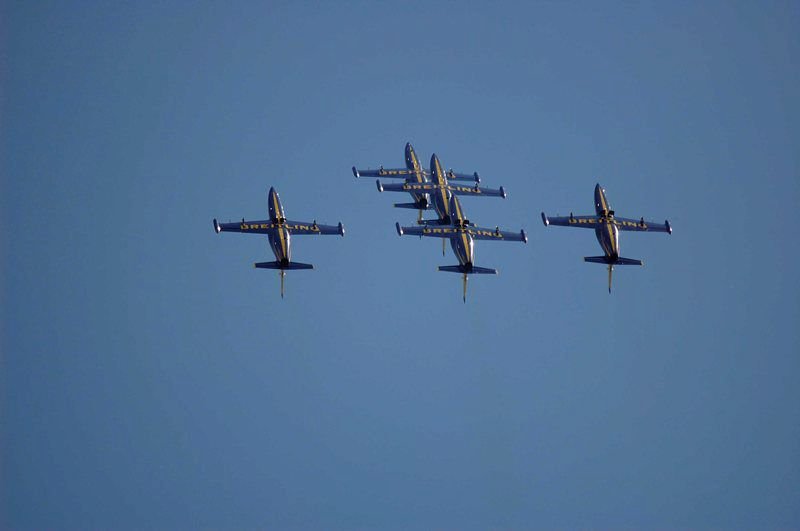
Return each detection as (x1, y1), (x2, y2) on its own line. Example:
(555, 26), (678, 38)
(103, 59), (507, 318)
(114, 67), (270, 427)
(541, 183), (672, 293)
(352, 143), (481, 221)
(396, 194), (527, 302)
(213, 187), (344, 298)
(382, 153), (507, 255)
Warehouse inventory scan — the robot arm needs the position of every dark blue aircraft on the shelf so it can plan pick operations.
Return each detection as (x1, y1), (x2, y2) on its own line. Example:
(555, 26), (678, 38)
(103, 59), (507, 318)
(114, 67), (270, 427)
(377, 153), (506, 222)
(541, 183), (672, 293)
(397, 194), (527, 302)
(382, 153), (507, 255)
(213, 187), (344, 298)
(352, 144), (491, 221)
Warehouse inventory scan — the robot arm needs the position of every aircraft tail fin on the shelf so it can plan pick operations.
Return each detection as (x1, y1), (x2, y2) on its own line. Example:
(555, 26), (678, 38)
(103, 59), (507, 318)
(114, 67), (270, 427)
(254, 261), (314, 270)
(583, 256), (642, 293)
(438, 265), (497, 302)
(255, 262), (313, 298)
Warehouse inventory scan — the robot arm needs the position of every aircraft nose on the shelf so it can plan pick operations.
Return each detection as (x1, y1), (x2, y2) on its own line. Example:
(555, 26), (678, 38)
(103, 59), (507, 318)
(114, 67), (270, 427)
(405, 143), (414, 161)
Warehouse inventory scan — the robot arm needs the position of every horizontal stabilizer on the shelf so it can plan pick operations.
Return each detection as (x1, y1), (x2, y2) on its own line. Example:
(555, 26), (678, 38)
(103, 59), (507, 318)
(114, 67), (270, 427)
(417, 219), (449, 226)
(438, 265), (498, 275)
(584, 256), (643, 266)
(615, 257), (643, 266)
(254, 261), (314, 270)
(393, 202), (431, 210)
(584, 256), (611, 264)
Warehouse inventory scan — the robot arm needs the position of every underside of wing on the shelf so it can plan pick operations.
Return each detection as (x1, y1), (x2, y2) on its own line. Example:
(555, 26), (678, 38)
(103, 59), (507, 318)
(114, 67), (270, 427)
(354, 167), (419, 178)
(396, 223), (453, 239)
(214, 219), (276, 234)
(284, 219), (345, 236)
(613, 216), (672, 234)
(467, 225), (528, 242)
(377, 181), (437, 193)
(445, 170), (480, 183)
(541, 212), (600, 228)
(449, 184), (506, 198)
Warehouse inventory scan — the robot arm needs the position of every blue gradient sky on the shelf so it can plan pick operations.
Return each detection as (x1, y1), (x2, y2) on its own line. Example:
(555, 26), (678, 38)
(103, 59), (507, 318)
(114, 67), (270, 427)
(3, 2), (799, 529)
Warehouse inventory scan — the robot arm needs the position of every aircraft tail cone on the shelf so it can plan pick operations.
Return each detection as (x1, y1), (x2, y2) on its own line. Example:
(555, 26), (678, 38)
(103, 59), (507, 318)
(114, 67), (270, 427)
(442, 238), (446, 256)
(462, 273), (468, 303)
(280, 270), (286, 299)
(608, 264), (613, 294)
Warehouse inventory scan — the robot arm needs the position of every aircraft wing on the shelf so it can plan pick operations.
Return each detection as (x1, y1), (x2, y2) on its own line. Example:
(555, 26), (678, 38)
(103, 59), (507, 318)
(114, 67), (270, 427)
(354, 166), (479, 183)
(355, 166), (479, 183)
(377, 181), (505, 198)
(445, 170), (480, 183)
(448, 183), (506, 198)
(214, 219), (275, 234)
(395, 223), (526, 242)
(396, 223), (453, 238)
(613, 217), (672, 234)
(284, 219), (345, 236)
(466, 225), (528, 242)
(377, 181), (436, 193)
(354, 167), (418, 178)
(541, 213), (600, 229)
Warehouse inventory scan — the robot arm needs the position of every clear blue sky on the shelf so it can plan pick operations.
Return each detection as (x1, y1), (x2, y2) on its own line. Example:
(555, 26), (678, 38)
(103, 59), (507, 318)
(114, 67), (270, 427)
(3, 1), (799, 529)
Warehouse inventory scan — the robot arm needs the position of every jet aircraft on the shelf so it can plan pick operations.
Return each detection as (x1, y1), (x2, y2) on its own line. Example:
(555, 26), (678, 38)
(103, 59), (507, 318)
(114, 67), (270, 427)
(377, 153), (506, 223)
(396, 194), (527, 302)
(352, 143), (480, 221)
(541, 183), (671, 293)
(213, 187), (344, 298)
(383, 153), (507, 255)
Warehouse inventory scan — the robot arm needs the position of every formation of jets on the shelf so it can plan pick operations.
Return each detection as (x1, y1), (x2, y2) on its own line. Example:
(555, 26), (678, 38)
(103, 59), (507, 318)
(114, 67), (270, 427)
(213, 143), (671, 300)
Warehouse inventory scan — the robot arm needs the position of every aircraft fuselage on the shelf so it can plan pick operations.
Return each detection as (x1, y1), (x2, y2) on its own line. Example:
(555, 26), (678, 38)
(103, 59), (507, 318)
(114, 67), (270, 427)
(267, 187), (291, 264)
(403, 143), (429, 208)
(447, 195), (474, 269)
(593, 184), (620, 261)
(450, 229), (475, 270)
(430, 154), (453, 224)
